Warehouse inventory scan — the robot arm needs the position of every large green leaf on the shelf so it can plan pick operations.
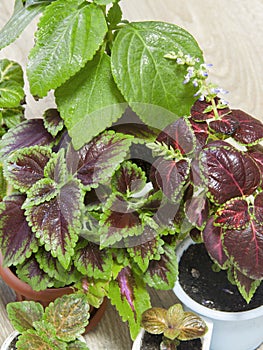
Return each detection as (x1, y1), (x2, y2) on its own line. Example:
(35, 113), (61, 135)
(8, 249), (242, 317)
(7, 301), (44, 333)
(111, 22), (203, 127)
(56, 53), (125, 149)
(0, 59), (24, 108)
(0, 0), (45, 50)
(43, 293), (90, 342)
(27, 0), (108, 97)
(16, 329), (63, 350)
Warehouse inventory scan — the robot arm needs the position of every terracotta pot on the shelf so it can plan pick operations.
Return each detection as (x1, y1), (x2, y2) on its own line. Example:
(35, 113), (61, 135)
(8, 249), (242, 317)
(0, 252), (107, 333)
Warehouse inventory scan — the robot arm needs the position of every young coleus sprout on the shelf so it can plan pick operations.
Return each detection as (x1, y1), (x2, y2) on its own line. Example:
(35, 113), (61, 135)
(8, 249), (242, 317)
(141, 303), (207, 349)
(164, 50), (229, 118)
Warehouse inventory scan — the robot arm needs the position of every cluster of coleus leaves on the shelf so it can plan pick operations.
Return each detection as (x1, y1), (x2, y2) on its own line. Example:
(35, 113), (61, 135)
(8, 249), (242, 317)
(7, 293), (90, 349)
(149, 98), (263, 303)
(0, 109), (182, 340)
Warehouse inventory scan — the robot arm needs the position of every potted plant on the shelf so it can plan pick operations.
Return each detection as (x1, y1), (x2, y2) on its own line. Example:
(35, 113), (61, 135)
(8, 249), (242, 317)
(132, 303), (210, 350)
(0, 0), (262, 347)
(1, 292), (90, 349)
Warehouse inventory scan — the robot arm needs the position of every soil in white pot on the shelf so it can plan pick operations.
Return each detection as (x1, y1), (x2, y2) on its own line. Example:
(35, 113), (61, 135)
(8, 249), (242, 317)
(5, 335), (18, 350)
(141, 332), (202, 350)
(179, 243), (263, 311)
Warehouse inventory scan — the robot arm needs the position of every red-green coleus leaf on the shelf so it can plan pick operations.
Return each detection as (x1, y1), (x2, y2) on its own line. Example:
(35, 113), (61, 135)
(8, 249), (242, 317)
(200, 141), (261, 204)
(43, 108), (64, 137)
(0, 194), (38, 266)
(233, 267), (261, 303)
(74, 240), (113, 280)
(214, 198), (250, 229)
(203, 217), (229, 268)
(108, 266), (151, 340)
(0, 119), (54, 158)
(209, 114), (240, 136)
(44, 149), (67, 184)
(24, 179), (84, 269)
(74, 130), (133, 189)
(99, 193), (144, 248)
(190, 99), (230, 122)
(151, 158), (190, 202)
(231, 109), (263, 145)
(223, 220), (263, 280)
(253, 191), (263, 225)
(111, 161), (147, 196)
(156, 117), (195, 155)
(184, 188), (209, 229)
(127, 236), (165, 272)
(143, 244), (178, 290)
(189, 119), (208, 149)
(4, 146), (51, 192)
(16, 255), (54, 291)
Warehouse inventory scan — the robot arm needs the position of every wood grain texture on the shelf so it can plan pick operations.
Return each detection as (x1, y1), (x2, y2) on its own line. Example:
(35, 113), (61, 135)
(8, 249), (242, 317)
(0, 0), (263, 349)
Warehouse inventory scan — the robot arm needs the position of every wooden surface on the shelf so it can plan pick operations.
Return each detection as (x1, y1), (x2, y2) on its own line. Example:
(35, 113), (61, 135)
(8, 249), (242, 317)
(0, 0), (263, 349)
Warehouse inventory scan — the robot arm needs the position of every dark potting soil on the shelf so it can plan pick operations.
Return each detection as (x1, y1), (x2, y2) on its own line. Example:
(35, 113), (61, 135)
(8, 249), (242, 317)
(179, 243), (263, 312)
(141, 332), (202, 350)
(7, 335), (18, 349)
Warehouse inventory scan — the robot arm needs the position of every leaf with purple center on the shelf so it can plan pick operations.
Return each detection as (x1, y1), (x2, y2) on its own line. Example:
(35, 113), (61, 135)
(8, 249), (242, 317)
(184, 187), (209, 229)
(0, 194), (38, 267)
(214, 198), (250, 229)
(190, 99), (230, 122)
(143, 244), (178, 290)
(108, 266), (151, 340)
(233, 268), (261, 303)
(208, 114), (239, 136)
(3, 146), (51, 192)
(43, 108), (64, 137)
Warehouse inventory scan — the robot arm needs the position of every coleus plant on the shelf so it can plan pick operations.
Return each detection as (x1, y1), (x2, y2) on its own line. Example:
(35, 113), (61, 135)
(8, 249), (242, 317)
(141, 303), (207, 349)
(6, 293), (90, 349)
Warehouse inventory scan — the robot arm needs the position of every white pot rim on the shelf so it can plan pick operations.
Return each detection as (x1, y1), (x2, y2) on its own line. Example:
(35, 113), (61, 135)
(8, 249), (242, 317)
(174, 237), (263, 321)
(1, 331), (19, 350)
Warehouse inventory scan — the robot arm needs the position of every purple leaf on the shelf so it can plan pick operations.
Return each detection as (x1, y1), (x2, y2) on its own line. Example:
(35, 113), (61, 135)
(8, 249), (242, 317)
(253, 192), (263, 224)
(189, 119), (208, 149)
(156, 117), (195, 155)
(151, 158), (190, 201)
(75, 130), (132, 189)
(203, 217), (228, 267)
(25, 179), (83, 269)
(191, 99), (230, 122)
(231, 109), (263, 145)
(223, 220), (263, 279)
(214, 199), (250, 229)
(185, 194), (209, 228)
(0, 194), (38, 266)
(209, 115), (239, 135)
(0, 119), (54, 158)
(200, 142), (261, 204)
(4, 146), (51, 191)
(249, 149), (263, 174)
(117, 266), (136, 313)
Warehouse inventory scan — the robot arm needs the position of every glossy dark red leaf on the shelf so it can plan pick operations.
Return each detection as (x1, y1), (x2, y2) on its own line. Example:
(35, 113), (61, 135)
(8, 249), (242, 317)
(157, 117), (195, 155)
(203, 217), (228, 267)
(214, 199), (250, 229)
(200, 142), (261, 204)
(231, 109), (263, 145)
(223, 221), (263, 279)
(185, 194), (209, 228)
(189, 119), (208, 148)
(254, 192), (263, 224)
(191, 99), (230, 122)
(209, 115), (239, 135)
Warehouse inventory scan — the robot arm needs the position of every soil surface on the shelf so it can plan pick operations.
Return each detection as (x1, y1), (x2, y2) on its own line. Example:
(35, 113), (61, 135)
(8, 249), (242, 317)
(179, 243), (263, 312)
(141, 332), (202, 350)
(7, 335), (18, 349)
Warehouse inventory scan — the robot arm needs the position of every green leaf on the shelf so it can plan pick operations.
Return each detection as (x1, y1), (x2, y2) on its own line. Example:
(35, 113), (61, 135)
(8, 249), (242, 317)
(7, 301), (44, 333)
(75, 278), (109, 308)
(0, 1), (45, 50)
(94, 0), (117, 4)
(107, 2), (122, 29)
(67, 340), (89, 350)
(0, 106), (25, 131)
(28, 0), (108, 97)
(108, 267), (151, 340)
(25, 0), (56, 7)
(56, 53), (125, 149)
(0, 165), (7, 201)
(44, 293), (90, 342)
(16, 329), (63, 350)
(43, 149), (68, 184)
(111, 22), (203, 127)
(0, 59), (24, 108)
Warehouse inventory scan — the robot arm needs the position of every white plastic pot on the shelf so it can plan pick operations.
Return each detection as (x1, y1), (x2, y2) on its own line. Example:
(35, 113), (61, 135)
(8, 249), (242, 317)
(173, 237), (263, 350)
(132, 325), (213, 350)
